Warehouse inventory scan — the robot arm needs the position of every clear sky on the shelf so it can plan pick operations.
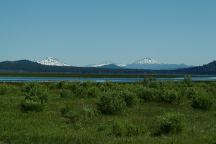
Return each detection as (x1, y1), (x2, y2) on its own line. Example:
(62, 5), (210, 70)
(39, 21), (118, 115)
(0, 0), (215, 66)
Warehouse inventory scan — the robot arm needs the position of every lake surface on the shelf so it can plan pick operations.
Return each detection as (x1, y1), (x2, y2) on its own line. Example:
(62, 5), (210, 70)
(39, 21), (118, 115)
(0, 76), (216, 82)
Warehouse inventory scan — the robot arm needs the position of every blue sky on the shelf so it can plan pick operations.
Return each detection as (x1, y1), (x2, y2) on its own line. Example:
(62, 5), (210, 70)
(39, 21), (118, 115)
(0, 0), (215, 66)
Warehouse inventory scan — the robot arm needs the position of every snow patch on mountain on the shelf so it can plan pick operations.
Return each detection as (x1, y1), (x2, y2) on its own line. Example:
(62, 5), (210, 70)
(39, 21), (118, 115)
(37, 57), (70, 66)
(90, 61), (113, 67)
(132, 58), (161, 65)
(88, 61), (125, 67)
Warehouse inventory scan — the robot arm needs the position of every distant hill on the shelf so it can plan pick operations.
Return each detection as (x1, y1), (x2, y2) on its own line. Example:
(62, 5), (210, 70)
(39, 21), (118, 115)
(0, 60), (215, 75)
(0, 60), (151, 74)
(87, 58), (190, 70)
(125, 63), (190, 70)
(173, 61), (216, 74)
(125, 58), (190, 70)
(0, 60), (43, 72)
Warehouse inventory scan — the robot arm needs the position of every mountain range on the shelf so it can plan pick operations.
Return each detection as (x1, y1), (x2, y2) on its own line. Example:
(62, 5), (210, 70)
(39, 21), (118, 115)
(0, 58), (215, 75)
(34, 57), (190, 70)
(87, 58), (190, 70)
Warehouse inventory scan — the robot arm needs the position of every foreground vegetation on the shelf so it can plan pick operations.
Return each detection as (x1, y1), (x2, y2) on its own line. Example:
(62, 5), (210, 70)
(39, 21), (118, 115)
(0, 79), (215, 144)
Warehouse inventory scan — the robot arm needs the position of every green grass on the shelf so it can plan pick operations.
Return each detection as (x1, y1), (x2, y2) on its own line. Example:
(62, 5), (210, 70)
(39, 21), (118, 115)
(0, 81), (215, 144)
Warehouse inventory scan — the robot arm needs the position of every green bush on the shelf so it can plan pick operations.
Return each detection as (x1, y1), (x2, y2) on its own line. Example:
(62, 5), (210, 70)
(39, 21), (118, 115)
(24, 83), (48, 104)
(0, 84), (16, 95)
(97, 92), (126, 115)
(159, 89), (181, 104)
(183, 75), (192, 86)
(136, 87), (160, 102)
(81, 106), (98, 120)
(20, 83), (48, 112)
(61, 107), (79, 123)
(182, 87), (198, 99)
(142, 76), (156, 87)
(120, 90), (137, 107)
(126, 123), (140, 137)
(110, 120), (140, 137)
(87, 87), (100, 98)
(149, 81), (162, 89)
(153, 112), (185, 136)
(0, 85), (9, 95)
(191, 91), (213, 110)
(101, 81), (115, 90)
(61, 105), (97, 124)
(60, 89), (74, 99)
(56, 81), (67, 89)
(72, 86), (88, 98)
(66, 82), (79, 91)
(20, 100), (44, 112)
(111, 120), (127, 137)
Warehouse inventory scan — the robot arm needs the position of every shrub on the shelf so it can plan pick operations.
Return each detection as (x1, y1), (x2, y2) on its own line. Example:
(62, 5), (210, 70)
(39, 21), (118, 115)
(87, 87), (100, 98)
(136, 87), (159, 102)
(24, 83), (48, 104)
(0, 84), (16, 95)
(102, 81), (115, 90)
(61, 105), (97, 124)
(111, 120), (127, 137)
(80, 81), (96, 88)
(20, 83), (48, 112)
(60, 89), (74, 99)
(142, 76), (156, 87)
(159, 89), (181, 104)
(153, 112), (185, 136)
(110, 120), (140, 137)
(73, 86), (88, 98)
(97, 92), (126, 115)
(81, 106), (98, 120)
(20, 100), (44, 112)
(191, 91), (213, 110)
(0, 85), (9, 95)
(182, 87), (198, 99)
(67, 82), (79, 91)
(61, 107), (79, 123)
(126, 123), (140, 137)
(183, 75), (192, 86)
(149, 81), (162, 89)
(57, 81), (67, 89)
(120, 90), (137, 107)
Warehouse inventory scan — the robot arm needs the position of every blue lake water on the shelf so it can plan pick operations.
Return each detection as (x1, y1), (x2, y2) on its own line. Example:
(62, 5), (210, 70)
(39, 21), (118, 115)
(0, 76), (216, 82)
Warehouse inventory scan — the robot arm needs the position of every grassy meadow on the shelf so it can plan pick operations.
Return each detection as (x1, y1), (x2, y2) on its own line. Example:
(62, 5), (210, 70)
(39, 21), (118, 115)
(0, 79), (215, 144)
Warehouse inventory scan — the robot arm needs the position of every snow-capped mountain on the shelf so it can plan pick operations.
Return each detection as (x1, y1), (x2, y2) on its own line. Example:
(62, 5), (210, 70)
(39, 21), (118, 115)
(132, 58), (161, 65)
(88, 61), (126, 68)
(37, 57), (69, 66)
(89, 61), (113, 67)
(86, 57), (190, 70)
(126, 58), (189, 70)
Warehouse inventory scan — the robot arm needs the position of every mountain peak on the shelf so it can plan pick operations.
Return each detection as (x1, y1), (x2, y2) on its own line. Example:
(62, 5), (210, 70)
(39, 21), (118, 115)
(92, 61), (113, 67)
(37, 57), (69, 66)
(132, 58), (161, 65)
(88, 61), (125, 67)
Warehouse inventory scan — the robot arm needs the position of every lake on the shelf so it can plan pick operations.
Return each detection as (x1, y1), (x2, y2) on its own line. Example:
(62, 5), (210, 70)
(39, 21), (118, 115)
(0, 76), (216, 82)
